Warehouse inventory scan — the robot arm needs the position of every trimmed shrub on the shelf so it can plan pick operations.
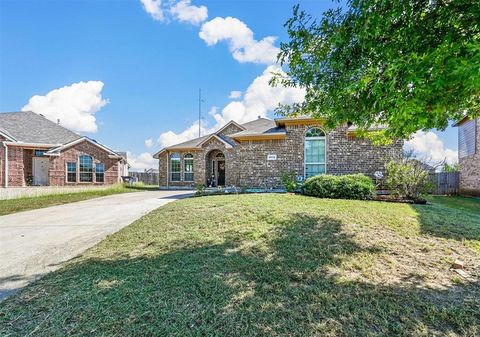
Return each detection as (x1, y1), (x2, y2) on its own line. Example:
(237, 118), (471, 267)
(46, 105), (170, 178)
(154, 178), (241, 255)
(301, 174), (375, 200)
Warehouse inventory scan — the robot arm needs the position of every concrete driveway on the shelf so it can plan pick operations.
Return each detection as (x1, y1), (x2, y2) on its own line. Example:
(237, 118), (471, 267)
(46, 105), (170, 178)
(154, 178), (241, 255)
(0, 190), (192, 300)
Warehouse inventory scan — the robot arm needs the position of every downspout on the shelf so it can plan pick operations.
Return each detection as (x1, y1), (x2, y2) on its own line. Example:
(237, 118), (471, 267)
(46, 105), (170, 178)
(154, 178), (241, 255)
(3, 142), (8, 188)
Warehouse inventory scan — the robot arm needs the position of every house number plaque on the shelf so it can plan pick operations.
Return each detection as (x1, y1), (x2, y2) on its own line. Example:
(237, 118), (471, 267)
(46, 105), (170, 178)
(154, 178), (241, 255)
(267, 154), (277, 161)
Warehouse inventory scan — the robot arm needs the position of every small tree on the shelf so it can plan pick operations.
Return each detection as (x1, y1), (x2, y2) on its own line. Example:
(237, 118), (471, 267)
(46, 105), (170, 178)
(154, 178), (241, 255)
(443, 162), (460, 172)
(272, 1), (480, 140)
(386, 159), (431, 200)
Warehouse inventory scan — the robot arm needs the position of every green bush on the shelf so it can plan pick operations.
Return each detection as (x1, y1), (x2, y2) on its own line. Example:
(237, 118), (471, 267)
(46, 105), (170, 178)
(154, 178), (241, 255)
(195, 184), (206, 195)
(386, 159), (431, 200)
(301, 174), (375, 200)
(281, 171), (297, 192)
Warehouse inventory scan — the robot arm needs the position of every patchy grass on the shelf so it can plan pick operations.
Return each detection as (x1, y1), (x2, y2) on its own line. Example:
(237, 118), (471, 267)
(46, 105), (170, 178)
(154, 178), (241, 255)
(0, 194), (478, 336)
(0, 184), (158, 216)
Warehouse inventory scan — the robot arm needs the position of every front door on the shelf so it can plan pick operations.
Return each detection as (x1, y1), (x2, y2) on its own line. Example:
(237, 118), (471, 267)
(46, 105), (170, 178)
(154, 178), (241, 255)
(217, 160), (225, 186)
(33, 157), (49, 186)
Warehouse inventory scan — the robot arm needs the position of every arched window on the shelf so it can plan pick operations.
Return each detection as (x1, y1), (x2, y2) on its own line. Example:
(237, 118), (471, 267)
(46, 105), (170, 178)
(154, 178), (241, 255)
(170, 153), (181, 182)
(79, 155), (93, 182)
(184, 153), (194, 182)
(305, 128), (326, 178)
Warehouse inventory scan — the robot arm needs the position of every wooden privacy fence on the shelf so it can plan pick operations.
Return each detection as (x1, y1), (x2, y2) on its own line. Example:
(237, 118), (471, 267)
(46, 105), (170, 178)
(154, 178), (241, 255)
(428, 172), (459, 195)
(128, 172), (159, 185)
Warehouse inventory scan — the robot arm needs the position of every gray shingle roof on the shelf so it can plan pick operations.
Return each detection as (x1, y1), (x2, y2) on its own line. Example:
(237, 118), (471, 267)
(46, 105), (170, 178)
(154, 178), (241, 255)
(229, 118), (285, 137)
(161, 118), (282, 151)
(165, 134), (211, 150)
(0, 111), (81, 145)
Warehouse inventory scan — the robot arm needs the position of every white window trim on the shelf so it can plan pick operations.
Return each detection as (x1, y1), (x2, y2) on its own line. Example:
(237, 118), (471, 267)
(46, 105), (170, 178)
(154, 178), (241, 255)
(170, 154), (181, 182)
(304, 133), (327, 179)
(95, 163), (105, 184)
(78, 155), (94, 184)
(65, 161), (77, 184)
(183, 154), (194, 182)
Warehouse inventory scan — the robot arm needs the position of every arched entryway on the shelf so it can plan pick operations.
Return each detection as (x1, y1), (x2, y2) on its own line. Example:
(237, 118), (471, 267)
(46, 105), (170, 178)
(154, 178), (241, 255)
(206, 150), (225, 187)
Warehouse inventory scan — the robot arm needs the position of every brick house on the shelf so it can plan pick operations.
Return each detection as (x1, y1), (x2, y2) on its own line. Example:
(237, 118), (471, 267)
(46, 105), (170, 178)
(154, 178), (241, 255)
(153, 117), (403, 189)
(454, 116), (480, 196)
(0, 111), (128, 187)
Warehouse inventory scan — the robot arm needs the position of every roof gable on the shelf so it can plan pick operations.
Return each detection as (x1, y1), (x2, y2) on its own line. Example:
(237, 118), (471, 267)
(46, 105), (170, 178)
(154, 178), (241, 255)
(198, 134), (234, 149)
(215, 121), (245, 136)
(44, 137), (123, 159)
(154, 118), (283, 156)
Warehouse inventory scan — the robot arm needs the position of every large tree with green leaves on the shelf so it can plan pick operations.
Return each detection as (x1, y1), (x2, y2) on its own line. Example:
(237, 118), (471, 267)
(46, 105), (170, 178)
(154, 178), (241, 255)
(272, 0), (480, 139)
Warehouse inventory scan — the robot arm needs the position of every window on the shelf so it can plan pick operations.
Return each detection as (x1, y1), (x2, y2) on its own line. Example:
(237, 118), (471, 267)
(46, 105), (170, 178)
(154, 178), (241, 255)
(79, 155), (93, 182)
(459, 118), (476, 158)
(34, 150), (46, 157)
(184, 154), (194, 181)
(170, 153), (181, 181)
(95, 163), (105, 183)
(305, 127), (326, 178)
(67, 162), (76, 182)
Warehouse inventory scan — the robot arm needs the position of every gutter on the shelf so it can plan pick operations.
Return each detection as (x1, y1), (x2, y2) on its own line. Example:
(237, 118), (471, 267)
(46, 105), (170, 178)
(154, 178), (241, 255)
(4, 141), (59, 148)
(3, 142), (8, 188)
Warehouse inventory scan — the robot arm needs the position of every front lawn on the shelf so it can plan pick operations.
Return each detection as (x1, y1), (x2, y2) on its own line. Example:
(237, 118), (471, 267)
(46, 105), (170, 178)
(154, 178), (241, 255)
(1, 194), (478, 336)
(0, 184), (158, 216)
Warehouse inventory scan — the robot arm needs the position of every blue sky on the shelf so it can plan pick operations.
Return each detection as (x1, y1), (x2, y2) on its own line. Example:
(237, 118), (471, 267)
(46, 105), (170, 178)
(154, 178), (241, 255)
(0, 0), (458, 170)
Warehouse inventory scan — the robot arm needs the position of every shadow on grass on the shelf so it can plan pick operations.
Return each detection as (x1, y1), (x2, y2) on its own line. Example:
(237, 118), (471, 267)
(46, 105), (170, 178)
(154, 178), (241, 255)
(1, 214), (478, 336)
(413, 196), (480, 242)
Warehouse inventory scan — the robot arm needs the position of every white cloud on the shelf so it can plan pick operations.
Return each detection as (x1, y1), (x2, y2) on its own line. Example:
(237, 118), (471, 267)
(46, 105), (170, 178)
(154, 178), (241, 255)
(156, 65), (305, 148)
(229, 90), (242, 99)
(127, 151), (157, 171)
(22, 81), (108, 133)
(404, 131), (458, 165)
(145, 138), (153, 148)
(157, 121), (209, 148)
(169, 0), (207, 25)
(199, 17), (279, 64)
(140, 0), (164, 21)
(207, 106), (218, 116)
(211, 65), (305, 125)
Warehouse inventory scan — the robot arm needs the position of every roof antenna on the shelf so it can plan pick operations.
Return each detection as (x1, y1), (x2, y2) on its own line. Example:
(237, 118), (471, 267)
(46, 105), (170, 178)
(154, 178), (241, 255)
(57, 119), (60, 125)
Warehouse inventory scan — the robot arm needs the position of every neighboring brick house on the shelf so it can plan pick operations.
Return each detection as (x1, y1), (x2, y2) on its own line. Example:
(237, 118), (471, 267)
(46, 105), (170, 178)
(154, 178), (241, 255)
(0, 111), (128, 187)
(153, 117), (403, 189)
(454, 116), (480, 196)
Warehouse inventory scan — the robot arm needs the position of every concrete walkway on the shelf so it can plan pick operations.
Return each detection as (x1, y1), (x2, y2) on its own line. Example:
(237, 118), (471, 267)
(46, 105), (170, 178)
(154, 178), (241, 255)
(0, 190), (192, 300)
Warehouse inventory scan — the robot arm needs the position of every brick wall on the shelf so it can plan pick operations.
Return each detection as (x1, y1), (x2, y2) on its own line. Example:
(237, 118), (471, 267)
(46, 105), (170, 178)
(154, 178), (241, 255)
(236, 123), (402, 188)
(158, 122), (403, 189)
(8, 146), (26, 187)
(48, 140), (121, 186)
(158, 137), (238, 188)
(459, 118), (480, 196)
(0, 136), (5, 187)
(23, 149), (34, 184)
(0, 139), (28, 187)
(217, 123), (244, 137)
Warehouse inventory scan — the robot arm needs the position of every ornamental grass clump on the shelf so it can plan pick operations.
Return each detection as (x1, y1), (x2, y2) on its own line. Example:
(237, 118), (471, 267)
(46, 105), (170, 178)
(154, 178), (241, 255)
(301, 174), (375, 200)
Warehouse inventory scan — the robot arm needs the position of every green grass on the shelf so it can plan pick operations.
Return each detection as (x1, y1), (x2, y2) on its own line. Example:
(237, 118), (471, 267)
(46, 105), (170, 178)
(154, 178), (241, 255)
(0, 184), (158, 216)
(1, 194), (479, 336)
